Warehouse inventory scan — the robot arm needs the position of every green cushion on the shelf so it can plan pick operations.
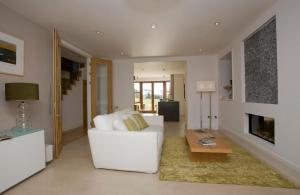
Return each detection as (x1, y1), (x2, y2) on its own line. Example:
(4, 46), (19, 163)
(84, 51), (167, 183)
(132, 114), (149, 130)
(123, 118), (140, 131)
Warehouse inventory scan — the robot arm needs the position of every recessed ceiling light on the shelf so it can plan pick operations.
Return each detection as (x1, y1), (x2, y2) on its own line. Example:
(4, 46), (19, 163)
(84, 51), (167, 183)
(96, 31), (101, 35)
(215, 22), (221, 26)
(151, 24), (157, 29)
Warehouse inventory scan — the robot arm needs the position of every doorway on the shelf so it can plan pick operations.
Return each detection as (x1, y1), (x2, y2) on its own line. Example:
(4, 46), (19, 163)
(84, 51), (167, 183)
(60, 46), (88, 145)
(52, 29), (92, 158)
(133, 61), (186, 121)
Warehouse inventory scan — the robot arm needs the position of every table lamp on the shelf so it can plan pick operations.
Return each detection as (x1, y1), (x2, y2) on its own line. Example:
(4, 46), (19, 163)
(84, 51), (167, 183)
(196, 81), (215, 129)
(5, 83), (39, 129)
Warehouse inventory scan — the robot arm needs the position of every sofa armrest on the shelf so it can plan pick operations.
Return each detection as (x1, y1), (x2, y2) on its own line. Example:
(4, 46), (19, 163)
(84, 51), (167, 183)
(143, 115), (164, 127)
(88, 128), (160, 173)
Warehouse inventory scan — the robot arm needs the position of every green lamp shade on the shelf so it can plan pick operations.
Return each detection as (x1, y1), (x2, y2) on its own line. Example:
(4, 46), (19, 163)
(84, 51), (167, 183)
(5, 83), (39, 101)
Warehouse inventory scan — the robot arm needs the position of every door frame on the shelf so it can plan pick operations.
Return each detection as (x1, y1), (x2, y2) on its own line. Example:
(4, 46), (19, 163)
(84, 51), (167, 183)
(83, 80), (88, 132)
(52, 29), (62, 158)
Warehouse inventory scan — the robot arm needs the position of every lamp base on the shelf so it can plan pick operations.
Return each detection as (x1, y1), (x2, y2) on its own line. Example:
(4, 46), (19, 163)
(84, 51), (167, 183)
(16, 101), (32, 129)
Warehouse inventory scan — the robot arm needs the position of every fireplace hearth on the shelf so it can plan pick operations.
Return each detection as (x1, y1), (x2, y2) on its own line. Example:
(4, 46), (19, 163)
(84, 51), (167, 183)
(248, 114), (275, 144)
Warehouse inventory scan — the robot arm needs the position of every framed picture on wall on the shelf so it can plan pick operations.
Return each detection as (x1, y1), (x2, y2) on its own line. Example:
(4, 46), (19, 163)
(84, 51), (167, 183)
(0, 32), (24, 76)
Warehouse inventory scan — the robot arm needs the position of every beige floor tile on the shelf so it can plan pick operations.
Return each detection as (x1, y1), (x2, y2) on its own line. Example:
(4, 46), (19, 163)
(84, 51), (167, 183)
(4, 119), (300, 195)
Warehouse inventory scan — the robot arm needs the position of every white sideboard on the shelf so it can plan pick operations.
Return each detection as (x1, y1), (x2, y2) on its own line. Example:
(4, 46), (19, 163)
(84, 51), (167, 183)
(0, 129), (46, 193)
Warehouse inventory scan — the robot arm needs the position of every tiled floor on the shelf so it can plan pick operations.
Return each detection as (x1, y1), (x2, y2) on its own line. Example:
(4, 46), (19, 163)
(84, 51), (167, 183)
(4, 120), (300, 195)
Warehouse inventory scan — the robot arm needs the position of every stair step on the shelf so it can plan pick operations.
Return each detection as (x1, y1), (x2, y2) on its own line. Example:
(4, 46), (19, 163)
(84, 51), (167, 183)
(60, 57), (83, 98)
(61, 71), (70, 79)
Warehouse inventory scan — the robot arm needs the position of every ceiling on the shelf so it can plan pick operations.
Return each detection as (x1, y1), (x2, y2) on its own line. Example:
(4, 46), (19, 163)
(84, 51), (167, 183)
(134, 61), (186, 78)
(0, 0), (276, 58)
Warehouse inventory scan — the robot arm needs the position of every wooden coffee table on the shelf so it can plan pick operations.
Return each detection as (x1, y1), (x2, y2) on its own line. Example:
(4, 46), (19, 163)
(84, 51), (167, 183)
(185, 129), (232, 161)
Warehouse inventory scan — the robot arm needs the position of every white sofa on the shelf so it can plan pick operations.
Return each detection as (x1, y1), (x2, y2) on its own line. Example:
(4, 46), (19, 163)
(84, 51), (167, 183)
(88, 115), (164, 173)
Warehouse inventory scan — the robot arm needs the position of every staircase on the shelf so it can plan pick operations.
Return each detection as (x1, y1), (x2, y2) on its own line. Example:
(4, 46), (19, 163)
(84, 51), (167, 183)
(61, 57), (85, 99)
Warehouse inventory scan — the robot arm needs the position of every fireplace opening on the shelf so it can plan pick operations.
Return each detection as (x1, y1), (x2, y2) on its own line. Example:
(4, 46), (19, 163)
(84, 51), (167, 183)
(248, 114), (275, 144)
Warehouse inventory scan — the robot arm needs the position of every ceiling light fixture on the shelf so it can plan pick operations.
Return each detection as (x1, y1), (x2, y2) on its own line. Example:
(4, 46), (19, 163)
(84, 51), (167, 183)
(215, 22), (221, 26)
(96, 31), (101, 35)
(151, 24), (157, 29)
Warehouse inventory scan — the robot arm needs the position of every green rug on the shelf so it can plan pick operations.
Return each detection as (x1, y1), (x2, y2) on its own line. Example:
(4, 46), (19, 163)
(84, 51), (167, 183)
(159, 137), (297, 188)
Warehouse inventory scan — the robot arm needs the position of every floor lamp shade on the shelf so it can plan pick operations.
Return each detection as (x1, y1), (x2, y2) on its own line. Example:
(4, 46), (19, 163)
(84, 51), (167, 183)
(5, 83), (39, 101)
(196, 81), (216, 92)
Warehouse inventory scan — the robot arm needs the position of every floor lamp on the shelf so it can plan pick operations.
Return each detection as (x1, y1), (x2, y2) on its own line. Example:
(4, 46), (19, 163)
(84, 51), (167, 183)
(196, 81), (216, 129)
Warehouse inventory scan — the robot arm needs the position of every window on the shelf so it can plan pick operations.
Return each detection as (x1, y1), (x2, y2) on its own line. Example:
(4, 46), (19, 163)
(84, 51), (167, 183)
(166, 81), (171, 99)
(134, 81), (170, 113)
(142, 83), (152, 111)
(134, 83), (140, 104)
(154, 83), (164, 112)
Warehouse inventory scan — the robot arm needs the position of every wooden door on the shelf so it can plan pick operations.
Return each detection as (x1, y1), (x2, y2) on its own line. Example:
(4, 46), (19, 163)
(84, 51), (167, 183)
(90, 58), (112, 124)
(52, 29), (62, 158)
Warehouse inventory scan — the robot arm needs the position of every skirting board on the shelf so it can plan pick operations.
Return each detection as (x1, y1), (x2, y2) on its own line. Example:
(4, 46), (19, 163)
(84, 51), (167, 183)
(220, 128), (300, 186)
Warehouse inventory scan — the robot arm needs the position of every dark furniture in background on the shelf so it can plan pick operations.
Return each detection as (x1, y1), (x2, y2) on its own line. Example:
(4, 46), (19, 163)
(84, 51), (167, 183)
(158, 101), (179, 121)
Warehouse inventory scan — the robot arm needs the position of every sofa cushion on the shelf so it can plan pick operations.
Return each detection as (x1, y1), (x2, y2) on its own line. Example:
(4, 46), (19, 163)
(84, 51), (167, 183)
(132, 114), (149, 129)
(123, 118), (140, 131)
(115, 108), (135, 116)
(112, 115), (128, 131)
(93, 113), (115, 131)
(121, 113), (142, 130)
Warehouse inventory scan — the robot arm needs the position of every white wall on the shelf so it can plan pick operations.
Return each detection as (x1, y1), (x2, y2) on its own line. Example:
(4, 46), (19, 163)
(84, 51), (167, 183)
(113, 55), (218, 129)
(0, 4), (53, 143)
(173, 74), (186, 117)
(185, 56), (218, 129)
(113, 59), (134, 111)
(218, 0), (300, 176)
(134, 77), (170, 82)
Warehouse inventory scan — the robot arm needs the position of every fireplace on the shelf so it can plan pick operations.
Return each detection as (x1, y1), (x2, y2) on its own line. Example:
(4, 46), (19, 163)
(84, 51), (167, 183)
(248, 114), (275, 144)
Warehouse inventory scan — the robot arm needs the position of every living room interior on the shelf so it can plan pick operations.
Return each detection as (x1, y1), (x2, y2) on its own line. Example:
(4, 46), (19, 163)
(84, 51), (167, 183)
(0, 0), (300, 195)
